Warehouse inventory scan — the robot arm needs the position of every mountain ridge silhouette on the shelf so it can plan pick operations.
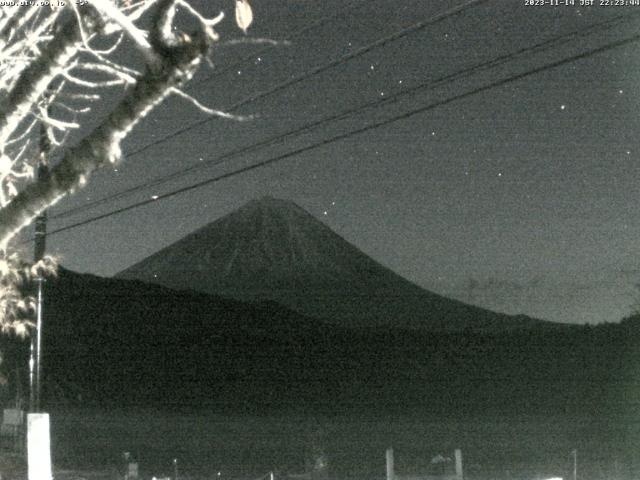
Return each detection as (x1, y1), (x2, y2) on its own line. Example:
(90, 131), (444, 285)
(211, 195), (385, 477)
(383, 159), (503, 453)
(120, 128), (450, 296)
(117, 196), (548, 332)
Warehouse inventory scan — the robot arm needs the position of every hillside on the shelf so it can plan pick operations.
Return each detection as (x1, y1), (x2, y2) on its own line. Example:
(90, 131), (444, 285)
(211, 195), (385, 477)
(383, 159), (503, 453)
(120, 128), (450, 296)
(0, 268), (635, 418)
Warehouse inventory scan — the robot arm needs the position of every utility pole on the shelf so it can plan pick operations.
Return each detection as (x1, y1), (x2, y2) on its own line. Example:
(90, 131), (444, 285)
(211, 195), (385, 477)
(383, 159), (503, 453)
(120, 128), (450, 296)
(29, 109), (50, 413)
(26, 106), (53, 480)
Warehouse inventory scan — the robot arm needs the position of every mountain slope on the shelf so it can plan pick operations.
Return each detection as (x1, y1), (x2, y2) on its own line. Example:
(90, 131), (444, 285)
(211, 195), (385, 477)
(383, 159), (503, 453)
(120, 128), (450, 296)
(117, 197), (545, 332)
(34, 268), (363, 409)
(6, 268), (634, 416)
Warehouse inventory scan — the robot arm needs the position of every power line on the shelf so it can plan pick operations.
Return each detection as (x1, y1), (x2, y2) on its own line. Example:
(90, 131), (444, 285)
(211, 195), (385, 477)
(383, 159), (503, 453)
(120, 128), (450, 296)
(40, 31), (640, 240)
(52, 0), (492, 220)
(51, 11), (637, 221)
(122, 0), (491, 159)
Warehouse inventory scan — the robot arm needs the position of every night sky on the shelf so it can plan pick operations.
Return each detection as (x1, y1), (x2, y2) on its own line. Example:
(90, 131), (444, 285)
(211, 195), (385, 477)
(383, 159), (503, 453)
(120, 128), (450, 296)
(24, 0), (640, 324)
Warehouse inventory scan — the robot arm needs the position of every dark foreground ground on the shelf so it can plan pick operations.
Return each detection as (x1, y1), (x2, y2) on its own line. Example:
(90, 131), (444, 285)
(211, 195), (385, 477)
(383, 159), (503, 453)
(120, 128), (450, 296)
(0, 270), (634, 480)
(27, 408), (636, 480)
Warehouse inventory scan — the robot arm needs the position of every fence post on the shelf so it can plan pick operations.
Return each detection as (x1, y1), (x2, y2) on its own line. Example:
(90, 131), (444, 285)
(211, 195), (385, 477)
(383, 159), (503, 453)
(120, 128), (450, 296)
(386, 447), (394, 480)
(454, 449), (463, 480)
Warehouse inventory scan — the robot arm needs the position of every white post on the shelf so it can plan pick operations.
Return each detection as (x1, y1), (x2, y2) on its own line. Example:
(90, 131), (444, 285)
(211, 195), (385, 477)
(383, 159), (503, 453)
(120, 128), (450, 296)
(27, 413), (52, 480)
(454, 449), (463, 480)
(386, 447), (394, 480)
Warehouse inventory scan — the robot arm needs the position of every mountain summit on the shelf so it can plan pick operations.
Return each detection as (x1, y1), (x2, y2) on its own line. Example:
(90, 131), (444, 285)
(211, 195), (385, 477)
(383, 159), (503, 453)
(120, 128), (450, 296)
(117, 196), (543, 331)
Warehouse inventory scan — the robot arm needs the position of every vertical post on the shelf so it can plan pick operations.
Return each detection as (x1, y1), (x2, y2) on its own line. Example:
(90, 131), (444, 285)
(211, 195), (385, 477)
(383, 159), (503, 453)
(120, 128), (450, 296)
(27, 102), (52, 480)
(572, 449), (577, 480)
(173, 458), (179, 480)
(28, 345), (34, 412)
(386, 447), (394, 480)
(27, 413), (52, 480)
(34, 277), (44, 410)
(30, 106), (50, 413)
(454, 449), (463, 480)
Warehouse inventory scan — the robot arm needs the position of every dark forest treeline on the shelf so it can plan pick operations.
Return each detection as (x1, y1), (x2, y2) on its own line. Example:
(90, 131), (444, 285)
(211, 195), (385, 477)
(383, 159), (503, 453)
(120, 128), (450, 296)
(0, 268), (638, 419)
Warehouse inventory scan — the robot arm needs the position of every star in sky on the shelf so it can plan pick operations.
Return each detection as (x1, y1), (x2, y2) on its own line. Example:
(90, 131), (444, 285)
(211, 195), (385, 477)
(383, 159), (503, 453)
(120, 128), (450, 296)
(45, 0), (640, 325)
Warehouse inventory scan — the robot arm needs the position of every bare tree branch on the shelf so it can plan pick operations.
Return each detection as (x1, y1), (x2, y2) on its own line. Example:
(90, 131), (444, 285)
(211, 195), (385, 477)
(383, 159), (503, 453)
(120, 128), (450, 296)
(0, 10), (100, 148)
(0, 0), (255, 332)
(0, 2), (213, 247)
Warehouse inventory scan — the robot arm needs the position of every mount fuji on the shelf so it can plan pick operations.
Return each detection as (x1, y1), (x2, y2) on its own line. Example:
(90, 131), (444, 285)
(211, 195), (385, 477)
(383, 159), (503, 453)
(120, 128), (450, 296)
(117, 197), (546, 332)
